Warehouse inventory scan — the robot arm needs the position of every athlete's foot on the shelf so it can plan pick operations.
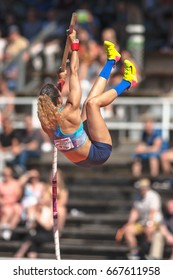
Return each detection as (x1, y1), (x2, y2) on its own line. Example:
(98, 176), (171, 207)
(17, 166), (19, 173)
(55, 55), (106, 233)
(104, 40), (121, 62)
(123, 59), (138, 88)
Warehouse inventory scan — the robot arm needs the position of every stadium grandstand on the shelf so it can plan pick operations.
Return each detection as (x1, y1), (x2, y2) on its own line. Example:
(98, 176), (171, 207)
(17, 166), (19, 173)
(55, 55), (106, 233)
(0, 0), (173, 260)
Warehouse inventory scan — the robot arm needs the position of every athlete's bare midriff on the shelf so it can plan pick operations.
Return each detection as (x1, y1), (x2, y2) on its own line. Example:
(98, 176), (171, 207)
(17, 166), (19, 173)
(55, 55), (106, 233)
(61, 137), (91, 162)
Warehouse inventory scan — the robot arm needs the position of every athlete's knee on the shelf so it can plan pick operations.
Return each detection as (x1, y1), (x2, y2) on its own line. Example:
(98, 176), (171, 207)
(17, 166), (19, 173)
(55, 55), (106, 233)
(86, 97), (99, 108)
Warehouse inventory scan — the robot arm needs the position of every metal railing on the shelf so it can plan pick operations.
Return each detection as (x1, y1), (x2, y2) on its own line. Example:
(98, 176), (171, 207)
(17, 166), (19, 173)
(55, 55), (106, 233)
(5, 96), (173, 143)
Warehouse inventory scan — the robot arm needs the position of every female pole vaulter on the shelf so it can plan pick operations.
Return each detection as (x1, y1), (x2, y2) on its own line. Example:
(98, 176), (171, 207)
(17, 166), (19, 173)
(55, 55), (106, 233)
(38, 29), (138, 168)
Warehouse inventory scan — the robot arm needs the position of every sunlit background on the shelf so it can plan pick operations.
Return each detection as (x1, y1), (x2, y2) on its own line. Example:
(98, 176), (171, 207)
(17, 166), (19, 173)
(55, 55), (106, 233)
(0, 0), (173, 260)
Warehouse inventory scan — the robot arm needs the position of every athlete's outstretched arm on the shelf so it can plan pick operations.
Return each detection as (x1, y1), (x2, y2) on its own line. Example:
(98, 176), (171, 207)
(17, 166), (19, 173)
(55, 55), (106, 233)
(65, 30), (82, 110)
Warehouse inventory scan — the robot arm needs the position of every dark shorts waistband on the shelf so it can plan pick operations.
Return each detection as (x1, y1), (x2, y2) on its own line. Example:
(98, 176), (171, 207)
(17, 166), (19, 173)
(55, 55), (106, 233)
(74, 141), (112, 168)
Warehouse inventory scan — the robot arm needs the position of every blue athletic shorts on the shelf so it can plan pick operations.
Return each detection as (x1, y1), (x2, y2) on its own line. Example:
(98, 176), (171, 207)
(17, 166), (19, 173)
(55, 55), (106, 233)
(74, 141), (112, 168)
(133, 152), (160, 160)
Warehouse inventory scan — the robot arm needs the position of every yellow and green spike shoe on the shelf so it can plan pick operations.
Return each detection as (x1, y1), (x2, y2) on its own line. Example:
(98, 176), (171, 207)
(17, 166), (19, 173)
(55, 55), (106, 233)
(123, 59), (138, 88)
(104, 40), (121, 62)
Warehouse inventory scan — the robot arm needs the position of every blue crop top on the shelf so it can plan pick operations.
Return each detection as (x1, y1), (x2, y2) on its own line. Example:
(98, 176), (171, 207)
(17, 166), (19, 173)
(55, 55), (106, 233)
(53, 122), (88, 152)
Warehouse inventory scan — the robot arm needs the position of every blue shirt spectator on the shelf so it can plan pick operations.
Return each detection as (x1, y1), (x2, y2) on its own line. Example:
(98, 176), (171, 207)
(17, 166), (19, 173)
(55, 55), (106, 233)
(142, 128), (169, 156)
(132, 116), (169, 177)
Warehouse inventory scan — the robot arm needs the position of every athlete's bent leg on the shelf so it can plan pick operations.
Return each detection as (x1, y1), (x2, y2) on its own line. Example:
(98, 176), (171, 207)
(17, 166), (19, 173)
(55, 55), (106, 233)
(86, 60), (137, 143)
(81, 41), (121, 121)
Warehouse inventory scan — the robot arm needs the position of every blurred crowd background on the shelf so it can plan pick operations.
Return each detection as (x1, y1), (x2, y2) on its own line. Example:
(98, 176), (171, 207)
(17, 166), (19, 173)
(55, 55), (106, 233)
(0, 0), (173, 260)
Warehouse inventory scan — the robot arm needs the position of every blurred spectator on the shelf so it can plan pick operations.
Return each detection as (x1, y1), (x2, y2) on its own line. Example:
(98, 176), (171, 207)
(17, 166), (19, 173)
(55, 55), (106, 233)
(9, 1), (27, 23)
(112, 1), (143, 51)
(77, 28), (101, 81)
(55, 0), (76, 10)
(75, 27), (103, 108)
(14, 186), (53, 258)
(19, 169), (45, 227)
(0, 77), (15, 130)
(146, 199), (173, 259)
(161, 147), (173, 175)
(1, 11), (18, 37)
(126, 2), (143, 25)
(75, 27), (91, 74)
(22, 7), (43, 41)
(142, 0), (157, 12)
(3, 25), (29, 61)
(101, 27), (118, 46)
(0, 166), (22, 240)
(113, 1), (127, 50)
(132, 116), (169, 178)
(76, 3), (100, 40)
(160, 199), (173, 259)
(8, 115), (44, 174)
(14, 167), (68, 258)
(0, 118), (18, 175)
(42, 12), (62, 74)
(43, 8), (65, 38)
(24, 0), (54, 15)
(3, 25), (29, 90)
(116, 178), (163, 260)
(0, 29), (7, 67)
(143, 0), (173, 51)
